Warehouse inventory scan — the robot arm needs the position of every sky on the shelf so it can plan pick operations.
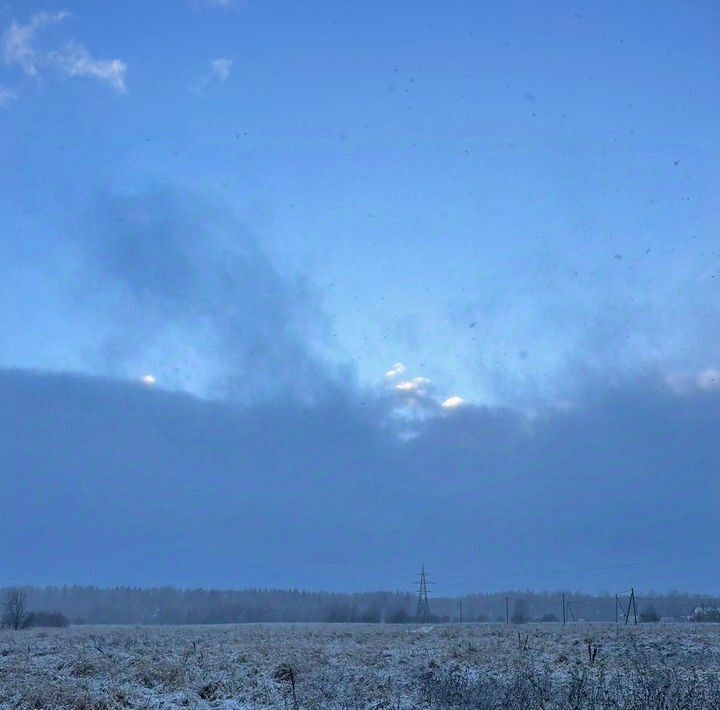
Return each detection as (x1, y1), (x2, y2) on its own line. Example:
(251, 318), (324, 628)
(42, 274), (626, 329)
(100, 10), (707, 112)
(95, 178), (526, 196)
(0, 0), (719, 594)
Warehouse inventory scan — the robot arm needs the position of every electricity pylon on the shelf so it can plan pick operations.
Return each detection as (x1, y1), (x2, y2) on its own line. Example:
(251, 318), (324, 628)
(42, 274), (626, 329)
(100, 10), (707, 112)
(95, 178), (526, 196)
(416, 564), (431, 622)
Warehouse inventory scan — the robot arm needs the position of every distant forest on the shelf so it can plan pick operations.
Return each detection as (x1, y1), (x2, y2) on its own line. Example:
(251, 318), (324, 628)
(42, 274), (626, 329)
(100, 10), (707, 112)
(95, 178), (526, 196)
(4, 587), (718, 626)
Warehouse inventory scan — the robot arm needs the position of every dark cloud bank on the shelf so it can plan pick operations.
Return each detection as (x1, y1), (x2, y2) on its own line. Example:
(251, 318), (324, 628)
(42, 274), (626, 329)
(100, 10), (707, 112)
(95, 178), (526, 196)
(1, 368), (718, 592)
(2, 187), (718, 593)
(69, 187), (336, 400)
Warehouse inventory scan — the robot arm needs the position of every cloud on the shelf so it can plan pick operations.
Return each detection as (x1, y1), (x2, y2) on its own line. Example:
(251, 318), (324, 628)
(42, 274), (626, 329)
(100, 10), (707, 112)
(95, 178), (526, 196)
(384, 366), (462, 412)
(698, 368), (720, 389)
(0, 85), (17, 106)
(384, 370), (448, 439)
(1, 368), (719, 591)
(190, 58), (233, 96)
(385, 363), (405, 378)
(1, 11), (69, 76)
(665, 367), (720, 394)
(394, 377), (430, 394)
(1, 11), (126, 94)
(62, 187), (333, 401)
(210, 58), (233, 82)
(48, 41), (127, 93)
(190, 0), (240, 11)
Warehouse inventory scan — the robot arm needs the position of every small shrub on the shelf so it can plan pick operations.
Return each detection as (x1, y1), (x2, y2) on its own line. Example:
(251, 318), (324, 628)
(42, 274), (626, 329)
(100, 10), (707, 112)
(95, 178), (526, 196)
(639, 605), (661, 623)
(386, 608), (410, 623)
(27, 611), (69, 628)
(510, 600), (529, 624)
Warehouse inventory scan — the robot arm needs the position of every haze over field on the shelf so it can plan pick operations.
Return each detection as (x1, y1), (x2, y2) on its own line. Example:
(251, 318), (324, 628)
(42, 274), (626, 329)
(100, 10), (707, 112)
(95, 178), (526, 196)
(1, 0), (719, 594)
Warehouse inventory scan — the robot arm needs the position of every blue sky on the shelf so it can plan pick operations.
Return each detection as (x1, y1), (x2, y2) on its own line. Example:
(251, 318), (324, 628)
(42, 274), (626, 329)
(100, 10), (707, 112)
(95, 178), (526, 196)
(1, 0), (719, 591)
(2, 0), (719, 404)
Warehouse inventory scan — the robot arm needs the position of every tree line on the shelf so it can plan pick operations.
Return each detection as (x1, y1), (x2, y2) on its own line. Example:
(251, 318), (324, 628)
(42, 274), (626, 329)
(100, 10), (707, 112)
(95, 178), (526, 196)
(1, 586), (717, 627)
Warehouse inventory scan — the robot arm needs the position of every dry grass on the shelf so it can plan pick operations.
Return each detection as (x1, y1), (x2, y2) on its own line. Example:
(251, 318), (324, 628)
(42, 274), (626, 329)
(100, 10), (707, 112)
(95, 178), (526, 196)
(1, 622), (719, 708)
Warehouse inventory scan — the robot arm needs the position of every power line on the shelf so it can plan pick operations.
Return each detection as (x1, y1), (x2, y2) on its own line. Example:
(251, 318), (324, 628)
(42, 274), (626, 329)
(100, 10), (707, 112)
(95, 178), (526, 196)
(439, 550), (720, 590)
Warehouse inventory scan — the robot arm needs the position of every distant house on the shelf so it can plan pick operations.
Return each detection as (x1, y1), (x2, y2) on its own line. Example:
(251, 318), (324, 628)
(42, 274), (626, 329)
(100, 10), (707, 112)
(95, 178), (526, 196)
(689, 605), (720, 622)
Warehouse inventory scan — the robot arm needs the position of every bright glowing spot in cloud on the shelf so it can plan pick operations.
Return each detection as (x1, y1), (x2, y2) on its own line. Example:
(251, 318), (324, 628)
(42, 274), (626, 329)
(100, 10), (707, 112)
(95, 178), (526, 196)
(442, 396), (465, 409)
(141, 374), (157, 386)
(385, 363), (405, 379)
(395, 377), (430, 393)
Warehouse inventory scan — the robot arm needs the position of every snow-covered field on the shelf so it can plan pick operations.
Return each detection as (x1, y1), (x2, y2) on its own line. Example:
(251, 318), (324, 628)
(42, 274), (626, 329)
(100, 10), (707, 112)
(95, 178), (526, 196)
(1, 623), (719, 708)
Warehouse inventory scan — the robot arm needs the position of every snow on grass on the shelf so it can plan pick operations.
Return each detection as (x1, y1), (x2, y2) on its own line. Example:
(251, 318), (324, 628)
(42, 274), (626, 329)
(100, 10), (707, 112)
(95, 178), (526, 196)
(1, 622), (719, 708)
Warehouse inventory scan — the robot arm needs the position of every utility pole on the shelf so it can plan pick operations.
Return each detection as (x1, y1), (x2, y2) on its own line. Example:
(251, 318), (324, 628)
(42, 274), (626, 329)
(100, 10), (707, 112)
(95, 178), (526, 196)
(615, 594), (618, 628)
(562, 593), (566, 626)
(617, 593), (627, 625)
(505, 596), (509, 625)
(624, 588), (638, 626)
(459, 599), (463, 624)
(415, 565), (431, 622)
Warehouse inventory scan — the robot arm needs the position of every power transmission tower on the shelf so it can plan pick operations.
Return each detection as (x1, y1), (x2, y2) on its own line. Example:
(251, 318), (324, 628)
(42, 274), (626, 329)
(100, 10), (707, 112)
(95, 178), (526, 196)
(416, 565), (431, 622)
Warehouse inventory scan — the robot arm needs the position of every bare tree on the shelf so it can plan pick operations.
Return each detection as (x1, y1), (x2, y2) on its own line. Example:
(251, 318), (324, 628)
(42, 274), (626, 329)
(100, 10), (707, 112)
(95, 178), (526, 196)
(3, 588), (30, 630)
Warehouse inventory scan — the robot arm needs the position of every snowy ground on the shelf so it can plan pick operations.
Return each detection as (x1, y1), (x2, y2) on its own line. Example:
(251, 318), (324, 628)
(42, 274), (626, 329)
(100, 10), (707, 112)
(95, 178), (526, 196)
(1, 623), (720, 708)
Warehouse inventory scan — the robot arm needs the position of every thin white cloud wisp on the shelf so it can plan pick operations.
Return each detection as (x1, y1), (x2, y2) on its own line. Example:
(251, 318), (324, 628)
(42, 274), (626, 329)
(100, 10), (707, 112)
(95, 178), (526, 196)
(1, 11), (127, 94)
(48, 41), (127, 94)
